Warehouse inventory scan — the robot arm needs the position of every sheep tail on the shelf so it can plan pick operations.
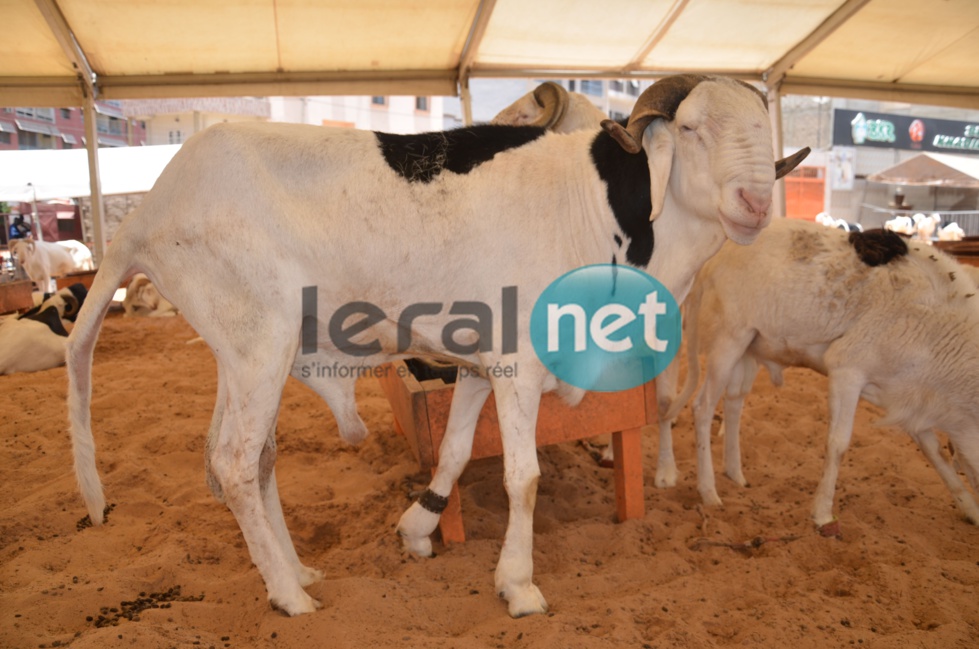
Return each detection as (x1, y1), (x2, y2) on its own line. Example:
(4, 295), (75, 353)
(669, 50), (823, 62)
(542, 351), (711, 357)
(66, 230), (138, 526)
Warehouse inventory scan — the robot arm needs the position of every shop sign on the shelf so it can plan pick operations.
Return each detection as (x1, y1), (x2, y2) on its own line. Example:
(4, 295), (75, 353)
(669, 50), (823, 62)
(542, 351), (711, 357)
(833, 109), (979, 155)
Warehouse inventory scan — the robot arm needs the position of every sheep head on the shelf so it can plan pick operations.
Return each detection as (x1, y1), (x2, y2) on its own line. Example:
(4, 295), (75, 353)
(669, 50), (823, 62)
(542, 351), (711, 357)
(603, 74), (810, 242)
(491, 81), (569, 131)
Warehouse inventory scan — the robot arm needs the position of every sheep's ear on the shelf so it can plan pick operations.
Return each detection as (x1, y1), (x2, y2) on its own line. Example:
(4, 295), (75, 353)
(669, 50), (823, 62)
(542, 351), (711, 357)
(646, 121), (675, 221)
(775, 146), (811, 179)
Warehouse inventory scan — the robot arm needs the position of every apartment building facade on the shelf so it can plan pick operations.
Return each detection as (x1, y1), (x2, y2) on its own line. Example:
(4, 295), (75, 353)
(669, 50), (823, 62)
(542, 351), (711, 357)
(0, 101), (146, 151)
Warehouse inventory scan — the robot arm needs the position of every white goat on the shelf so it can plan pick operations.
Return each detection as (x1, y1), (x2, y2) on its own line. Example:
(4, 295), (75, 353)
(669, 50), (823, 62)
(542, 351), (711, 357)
(490, 81), (609, 134)
(658, 218), (979, 533)
(123, 273), (178, 317)
(9, 238), (93, 292)
(67, 74), (808, 618)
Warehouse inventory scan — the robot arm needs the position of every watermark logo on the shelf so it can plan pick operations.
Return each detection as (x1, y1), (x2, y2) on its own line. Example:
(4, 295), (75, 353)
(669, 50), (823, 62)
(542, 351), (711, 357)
(529, 264), (680, 391)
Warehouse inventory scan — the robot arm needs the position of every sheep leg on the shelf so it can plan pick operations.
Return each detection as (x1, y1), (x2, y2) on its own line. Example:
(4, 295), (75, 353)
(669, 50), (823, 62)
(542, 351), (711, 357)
(654, 364), (679, 488)
(908, 429), (979, 525)
(207, 353), (320, 616)
(262, 466), (324, 586)
(811, 370), (864, 528)
(397, 372), (491, 557)
(721, 356), (759, 488)
(492, 367), (548, 618)
(692, 337), (750, 507)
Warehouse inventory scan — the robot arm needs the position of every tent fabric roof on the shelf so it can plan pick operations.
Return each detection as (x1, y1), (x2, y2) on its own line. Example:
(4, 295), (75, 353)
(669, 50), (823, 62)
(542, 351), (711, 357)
(3, 0), (978, 108)
(866, 152), (979, 189)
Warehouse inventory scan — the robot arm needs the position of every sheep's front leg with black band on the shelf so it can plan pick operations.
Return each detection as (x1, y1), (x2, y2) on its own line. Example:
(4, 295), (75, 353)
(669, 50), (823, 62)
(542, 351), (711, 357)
(397, 372), (492, 556)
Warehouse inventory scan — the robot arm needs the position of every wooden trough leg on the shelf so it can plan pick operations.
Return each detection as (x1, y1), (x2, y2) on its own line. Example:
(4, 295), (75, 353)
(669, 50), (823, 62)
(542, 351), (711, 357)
(437, 473), (466, 545)
(612, 426), (645, 521)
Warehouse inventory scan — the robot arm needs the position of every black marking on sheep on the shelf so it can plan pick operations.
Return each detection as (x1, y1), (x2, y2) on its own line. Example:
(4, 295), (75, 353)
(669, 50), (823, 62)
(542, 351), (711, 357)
(590, 130), (653, 267)
(21, 305), (70, 337)
(375, 125), (546, 184)
(847, 228), (908, 267)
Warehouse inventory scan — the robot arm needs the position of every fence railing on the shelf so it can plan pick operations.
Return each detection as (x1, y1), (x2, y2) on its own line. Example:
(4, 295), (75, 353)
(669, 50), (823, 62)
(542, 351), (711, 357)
(858, 205), (979, 237)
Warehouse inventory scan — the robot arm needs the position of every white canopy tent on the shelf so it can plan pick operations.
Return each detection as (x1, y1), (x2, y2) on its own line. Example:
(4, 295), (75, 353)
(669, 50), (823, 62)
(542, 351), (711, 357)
(5, 0), (978, 108)
(0, 144), (181, 203)
(2, 0), (978, 262)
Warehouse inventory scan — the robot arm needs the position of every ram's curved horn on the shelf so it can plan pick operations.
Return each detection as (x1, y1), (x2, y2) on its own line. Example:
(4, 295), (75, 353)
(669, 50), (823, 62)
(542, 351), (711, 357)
(602, 74), (708, 154)
(528, 82), (569, 130)
(775, 146), (811, 179)
(61, 293), (81, 320)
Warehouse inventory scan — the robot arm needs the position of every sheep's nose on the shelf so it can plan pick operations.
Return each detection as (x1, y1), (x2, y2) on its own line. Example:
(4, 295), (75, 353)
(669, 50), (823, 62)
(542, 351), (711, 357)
(739, 188), (771, 215)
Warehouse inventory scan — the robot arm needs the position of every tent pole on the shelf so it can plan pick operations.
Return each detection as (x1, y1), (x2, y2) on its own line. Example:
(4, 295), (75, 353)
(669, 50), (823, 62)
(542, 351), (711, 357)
(84, 93), (107, 265)
(766, 79), (786, 218)
(461, 76), (474, 126)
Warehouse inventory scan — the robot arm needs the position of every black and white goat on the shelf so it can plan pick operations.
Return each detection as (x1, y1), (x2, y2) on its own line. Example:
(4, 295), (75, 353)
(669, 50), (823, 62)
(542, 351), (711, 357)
(66, 74), (808, 617)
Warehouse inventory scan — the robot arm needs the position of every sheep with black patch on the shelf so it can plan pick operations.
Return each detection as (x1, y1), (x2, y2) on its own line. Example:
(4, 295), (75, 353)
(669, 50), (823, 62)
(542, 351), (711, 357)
(658, 217), (979, 535)
(66, 74), (808, 618)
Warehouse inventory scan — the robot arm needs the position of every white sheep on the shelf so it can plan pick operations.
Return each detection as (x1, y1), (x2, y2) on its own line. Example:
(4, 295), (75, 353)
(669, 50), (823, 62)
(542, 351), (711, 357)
(914, 212), (942, 243)
(123, 273), (178, 317)
(490, 81), (609, 134)
(9, 238), (94, 292)
(815, 211), (862, 233)
(939, 221), (965, 242)
(659, 218), (979, 533)
(66, 74), (808, 618)
(884, 215), (915, 236)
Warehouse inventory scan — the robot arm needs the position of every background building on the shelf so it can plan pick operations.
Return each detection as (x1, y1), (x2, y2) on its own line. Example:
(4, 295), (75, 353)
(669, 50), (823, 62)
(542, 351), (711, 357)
(3, 82), (979, 249)
(0, 101), (146, 151)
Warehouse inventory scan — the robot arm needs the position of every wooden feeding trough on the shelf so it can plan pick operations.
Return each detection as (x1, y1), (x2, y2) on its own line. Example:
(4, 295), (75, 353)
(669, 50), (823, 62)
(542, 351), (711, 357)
(56, 269), (100, 290)
(0, 279), (34, 314)
(377, 359), (656, 544)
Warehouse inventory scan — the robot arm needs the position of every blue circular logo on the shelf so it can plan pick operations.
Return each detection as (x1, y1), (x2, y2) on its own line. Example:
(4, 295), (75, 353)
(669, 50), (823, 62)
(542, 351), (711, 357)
(530, 264), (681, 391)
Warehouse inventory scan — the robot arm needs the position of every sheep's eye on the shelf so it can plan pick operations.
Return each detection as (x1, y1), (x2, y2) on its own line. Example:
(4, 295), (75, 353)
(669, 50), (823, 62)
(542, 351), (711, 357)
(680, 124), (695, 134)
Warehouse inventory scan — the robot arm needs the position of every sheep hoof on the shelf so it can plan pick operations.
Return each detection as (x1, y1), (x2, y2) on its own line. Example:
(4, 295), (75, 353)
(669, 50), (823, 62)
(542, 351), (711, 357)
(501, 584), (548, 618)
(654, 468), (677, 489)
(397, 501), (439, 557)
(269, 590), (321, 616)
(726, 471), (748, 488)
(296, 565), (324, 587)
(700, 490), (723, 508)
(817, 519), (842, 539)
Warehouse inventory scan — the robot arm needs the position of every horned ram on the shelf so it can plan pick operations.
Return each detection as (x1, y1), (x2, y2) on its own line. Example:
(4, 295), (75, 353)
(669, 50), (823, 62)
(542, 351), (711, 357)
(66, 74), (808, 618)
(658, 218), (979, 533)
(490, 81), (609, 134)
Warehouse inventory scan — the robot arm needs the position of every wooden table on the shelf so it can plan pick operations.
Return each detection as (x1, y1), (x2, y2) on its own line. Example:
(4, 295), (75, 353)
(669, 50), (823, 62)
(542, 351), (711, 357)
(377, 359), (655, 544)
